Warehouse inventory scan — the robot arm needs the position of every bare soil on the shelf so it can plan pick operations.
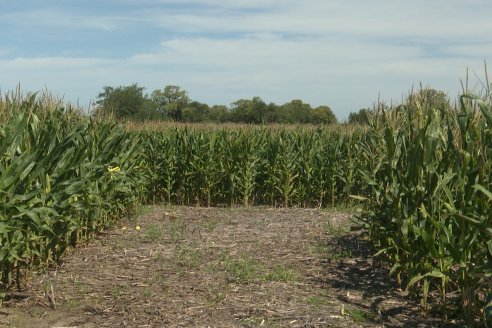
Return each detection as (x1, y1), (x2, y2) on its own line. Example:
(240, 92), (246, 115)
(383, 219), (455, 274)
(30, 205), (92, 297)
(0, 206), (459, 327)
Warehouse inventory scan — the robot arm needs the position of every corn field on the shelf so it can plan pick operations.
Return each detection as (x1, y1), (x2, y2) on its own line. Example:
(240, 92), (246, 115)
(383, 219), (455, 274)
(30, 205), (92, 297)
(0, 93), (149, 290)
(0, 88), (490, 324)
(140, 126), (366, 208)
(358, 91), (492, 323)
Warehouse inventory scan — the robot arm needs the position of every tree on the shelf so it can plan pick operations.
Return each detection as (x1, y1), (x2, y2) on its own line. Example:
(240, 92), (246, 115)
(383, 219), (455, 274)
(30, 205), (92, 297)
(230, 97), (269, 123)
(151, 85), (189, 121)
(312, 106), (337, 124)
(94, 83), (154, 120)
(277, 99), (312, 123)
(209, 105), (229, 122)
(348, 108), (373, 125)
(182, 101), (210, 122)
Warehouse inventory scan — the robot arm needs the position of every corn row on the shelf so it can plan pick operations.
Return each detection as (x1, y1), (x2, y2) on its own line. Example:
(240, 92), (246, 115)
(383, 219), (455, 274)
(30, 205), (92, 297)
(359, 92), (491, 323)
(141, 127), (365, 207)
(0, 95), (149, 289)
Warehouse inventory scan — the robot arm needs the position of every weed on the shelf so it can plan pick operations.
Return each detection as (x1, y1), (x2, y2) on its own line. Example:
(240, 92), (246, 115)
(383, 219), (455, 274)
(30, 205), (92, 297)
(142, 287), (153, 298)
(220, 252), (262, 284)
(67, 298), (79, 310)
(207, 286), (227, 305)
(309, 242), (330, 256)
(110, 239), (126, 251)
(74, 279), (85, 295)
(346, 308), (374, 323)
(173, 243), (202, 269)
(111, 284), (129, 300)
(168, 219), (186, 243)
(202, 217), (218, 232)
(307, 295), (332, 307)
(145, 223), (164, 242)
(262, 265), (298, 283)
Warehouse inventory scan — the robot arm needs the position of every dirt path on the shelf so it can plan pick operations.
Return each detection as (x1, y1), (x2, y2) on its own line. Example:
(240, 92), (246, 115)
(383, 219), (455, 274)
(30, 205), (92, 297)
(1, 206), (456, 327)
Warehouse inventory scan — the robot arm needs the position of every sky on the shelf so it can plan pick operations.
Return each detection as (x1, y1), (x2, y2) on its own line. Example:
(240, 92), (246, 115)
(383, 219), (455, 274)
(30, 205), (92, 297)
(1, 0), (491, 120)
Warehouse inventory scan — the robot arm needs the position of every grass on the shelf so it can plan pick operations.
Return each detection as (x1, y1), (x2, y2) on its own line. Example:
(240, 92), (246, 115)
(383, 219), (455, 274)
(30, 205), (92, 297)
(131, 203), (153, 218)
(109, 239), (126, 251)
(220, 251), (299, 284)
(262, 265), (298, 283)
(173, 243), (203, 269)
(73, 279), (86, 296)
(206, 285), (228, 306)
(67, 298), (79, 310)
(346, 308), (375, 323)
(307, 295), (333, 307)
(111, 284), (130, 300)
(220, 252), (262, 284)
(309, 242), (330, 256)
(167, 219), (186, 243)
(201, 217), (219, 232)
(141, 287), (153, 298)
(144, 223), (164, 242)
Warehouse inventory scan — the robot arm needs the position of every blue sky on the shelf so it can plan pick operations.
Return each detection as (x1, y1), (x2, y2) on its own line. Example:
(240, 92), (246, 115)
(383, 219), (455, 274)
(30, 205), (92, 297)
(1, 0), (491, 119)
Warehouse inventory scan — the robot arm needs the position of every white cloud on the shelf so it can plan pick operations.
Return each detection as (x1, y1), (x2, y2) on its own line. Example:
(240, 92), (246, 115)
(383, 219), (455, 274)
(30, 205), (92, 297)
(0, 9), (128, 31)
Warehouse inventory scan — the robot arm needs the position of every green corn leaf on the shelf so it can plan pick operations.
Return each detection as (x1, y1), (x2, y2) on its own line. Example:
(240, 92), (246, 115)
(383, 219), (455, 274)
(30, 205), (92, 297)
(473, 184), (492, 202)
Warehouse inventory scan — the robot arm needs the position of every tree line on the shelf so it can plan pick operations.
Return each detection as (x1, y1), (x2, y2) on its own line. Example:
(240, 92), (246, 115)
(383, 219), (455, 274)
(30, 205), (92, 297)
(93, 84), (338, 124)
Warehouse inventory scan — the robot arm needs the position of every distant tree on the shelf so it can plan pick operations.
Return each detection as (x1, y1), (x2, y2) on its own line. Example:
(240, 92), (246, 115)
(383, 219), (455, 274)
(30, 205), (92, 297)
(151, 85), (190, 121)
(407, 88), (450, 110)
(94, 83), (337, 125)
(277, 100), (312, 123)
(94, 83), (155, 120)
(209, 105), (229, 122)
(182, 101), (211, 122)
(230, 97), (269, 123)
(348, 108), (373, 125)
(312, 106), (337, 124)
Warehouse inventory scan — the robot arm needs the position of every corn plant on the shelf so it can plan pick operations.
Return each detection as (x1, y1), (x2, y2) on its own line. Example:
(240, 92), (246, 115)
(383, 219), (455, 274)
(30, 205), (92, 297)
(357, 88), (491, 324)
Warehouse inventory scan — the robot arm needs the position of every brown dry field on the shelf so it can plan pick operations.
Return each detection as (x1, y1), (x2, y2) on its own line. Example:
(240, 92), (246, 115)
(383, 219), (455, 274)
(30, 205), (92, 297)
(0, 206), (459, 327)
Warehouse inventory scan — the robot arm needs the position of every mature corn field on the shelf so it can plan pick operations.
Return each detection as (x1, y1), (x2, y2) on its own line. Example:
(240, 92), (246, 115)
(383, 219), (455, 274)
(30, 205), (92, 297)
(0, 89), (490, 323)
(140, 126), (366, 208)
(358, 92), (492, 323)
(0, 93), (150, 290)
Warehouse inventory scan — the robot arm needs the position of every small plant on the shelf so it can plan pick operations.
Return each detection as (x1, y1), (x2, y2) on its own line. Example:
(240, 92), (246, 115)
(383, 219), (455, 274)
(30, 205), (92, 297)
(0, 292), (5, 307)
(327, 247), (352, 261)
(173, 243), (202, 269)
(346, 308), (374, 323)
(142, 287), (153, 298)
(73, 279), (86, 296)
(168, 219), (186, 243)
(110, 239), (126, 251)
(145, 223), (163, 242)
(111, 284), (129, 300)
(309, 242), (330, 256)
(207, 286), (227, 305)
(220, 252), (262, 284)
(67, 298), (79, 310)
(262, 265), (298, 283)
(128, 203), (152, 219)
(202, 217), (218, 232)
(307, 295), (333, 307)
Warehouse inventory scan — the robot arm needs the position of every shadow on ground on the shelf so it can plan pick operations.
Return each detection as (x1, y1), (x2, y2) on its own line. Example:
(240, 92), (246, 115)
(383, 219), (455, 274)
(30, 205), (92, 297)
(317, 232), (463, 328)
